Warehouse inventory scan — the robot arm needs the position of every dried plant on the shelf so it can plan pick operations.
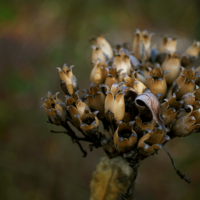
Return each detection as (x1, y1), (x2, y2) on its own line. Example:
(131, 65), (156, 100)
(41, 30), (200, 199)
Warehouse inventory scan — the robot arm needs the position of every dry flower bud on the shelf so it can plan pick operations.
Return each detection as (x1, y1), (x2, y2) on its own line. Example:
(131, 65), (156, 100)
(115, 43), (130, 55)
(104, 83), (125, 122)
(92, 45), (106, 64)
(112, 53), (132, 74)
(41, 92), (65, 125)
(57, 64), (78, 96)
(133, 70), (147, 84)
(171, 105), (200, 137)
(78, 109), (99, 135)
(181, 41), (200, 67)
(123, 73), (146, 95)
(132, 29), (153, 61)
(67, 99), (99, 134)
(185, 41), (200, 57)
(172, 67), (195, 100)
(181, 92), (200, 110)
(159, 36), (177, 54)
(84, 82), (105, 119)
(161, 105), (178, 127)
(135, 116), (154, 131)
(146, 65), (167, 99)
(91, 35), (113, 60)
(90, 59), (107, 86)
(161, 52), (181, 85)
(113, 121), (137, 152)
(138, 129), (170, 156)
(160, 94), (182, 126)
(65, 90), (79, 106)
(104, 65), (123, 88)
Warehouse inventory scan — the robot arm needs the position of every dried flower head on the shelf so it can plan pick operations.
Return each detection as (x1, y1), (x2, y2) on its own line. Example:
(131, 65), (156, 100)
(42, 29), (200, 199)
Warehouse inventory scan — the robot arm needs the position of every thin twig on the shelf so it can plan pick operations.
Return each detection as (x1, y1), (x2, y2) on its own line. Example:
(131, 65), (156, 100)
(75, 140), (87, 157)
(163, 148), (191, 183)
(50, 130), (89, 141)
(51, 129), (88, 157)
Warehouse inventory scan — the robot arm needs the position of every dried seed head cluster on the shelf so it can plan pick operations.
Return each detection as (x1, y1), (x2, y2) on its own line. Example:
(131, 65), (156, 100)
(41, 30), (200, 190)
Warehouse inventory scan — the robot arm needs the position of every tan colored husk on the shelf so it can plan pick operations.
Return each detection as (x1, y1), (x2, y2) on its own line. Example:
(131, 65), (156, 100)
(159, 36), (177, 54)
(85, 83), (105, 119)
(161, 52), (181, 85)
(146, 65), (167, 99)
(57, 64), (78, 95)
(113, 121), (137, 152)
(90, 59), (107, 86)
(104, 83), (125, 122)
(92, 46), (106, 64)
(91, 35), (114, 60)
(132, 29), (154, 61)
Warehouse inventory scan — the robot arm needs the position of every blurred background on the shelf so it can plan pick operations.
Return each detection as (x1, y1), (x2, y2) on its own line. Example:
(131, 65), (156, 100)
(1, 0), (200, 199)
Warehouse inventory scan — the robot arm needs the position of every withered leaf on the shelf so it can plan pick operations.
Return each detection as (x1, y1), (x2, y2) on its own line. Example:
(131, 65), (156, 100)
(135, 90), (167, 132)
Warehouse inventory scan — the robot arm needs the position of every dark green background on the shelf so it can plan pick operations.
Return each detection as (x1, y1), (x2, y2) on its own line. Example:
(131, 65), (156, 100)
(1, 0), (200, 199)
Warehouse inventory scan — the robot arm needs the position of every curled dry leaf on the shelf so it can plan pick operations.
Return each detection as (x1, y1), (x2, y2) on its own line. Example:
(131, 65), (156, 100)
(135, 90), (167, 132)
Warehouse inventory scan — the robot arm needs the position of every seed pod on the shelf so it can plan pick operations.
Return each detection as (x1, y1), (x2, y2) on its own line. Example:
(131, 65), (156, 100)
(57, 64), (78, 96)
(146, 65), (167, 99)
(112, 52), (132, 75)
(104, 83), (125, 122)
(161, 52), (181, 85)
(138, 129), (170, 156)
(160, 93), (182, 126)
(172, 67), (196, 100)
(41, 92), (65, 125)
(132, 29), (154, 61)
(185, 41), (200, 57)
(104, 65), (123, 88)
(90, 59), (107, 86)
(181, 41), (200, 67)
(91, 35), (113, 60)
(181, 91), (200, 110)
(159, 36), (177, 54)
(135, 116), (154, 131)
(84, 82), (105, 119)
(65, 90), (79, 106)
(77, 108), (99, 135)
(67, 99), (99, 134)
(113, 121), (137, 152)
(92, 45), (106, 64)
(123, 73), (146, 95)
(171, 105), (200, 137)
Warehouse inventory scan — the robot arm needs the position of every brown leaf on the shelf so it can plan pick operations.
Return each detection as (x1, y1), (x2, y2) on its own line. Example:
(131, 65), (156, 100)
(135, 90), (167, 132)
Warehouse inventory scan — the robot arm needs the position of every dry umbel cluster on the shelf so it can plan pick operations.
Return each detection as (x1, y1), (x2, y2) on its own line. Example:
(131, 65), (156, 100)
(41, 29), (200, 199)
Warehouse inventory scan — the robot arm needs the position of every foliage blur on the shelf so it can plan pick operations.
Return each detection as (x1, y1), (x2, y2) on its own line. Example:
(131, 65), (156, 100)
(1, 0), (200, 199)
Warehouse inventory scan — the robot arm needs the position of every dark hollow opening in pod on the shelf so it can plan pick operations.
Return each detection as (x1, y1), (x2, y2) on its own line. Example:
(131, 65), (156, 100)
(136, 99), (146, 107)
(118, 128), (132, 139)
(82, 116), (94, 125)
